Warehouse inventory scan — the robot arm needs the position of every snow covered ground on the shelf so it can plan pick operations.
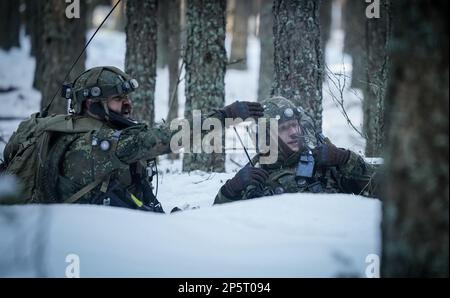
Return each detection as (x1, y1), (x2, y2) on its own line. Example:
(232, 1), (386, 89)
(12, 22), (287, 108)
(1, 195), (380, 278)
(0, 22), (381, 277)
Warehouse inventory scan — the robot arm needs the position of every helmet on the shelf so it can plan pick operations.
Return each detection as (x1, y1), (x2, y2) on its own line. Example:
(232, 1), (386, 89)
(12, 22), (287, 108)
(62, 66), (139, 114)
(259, 96), (319, 156)
(260, 96), (300, 124)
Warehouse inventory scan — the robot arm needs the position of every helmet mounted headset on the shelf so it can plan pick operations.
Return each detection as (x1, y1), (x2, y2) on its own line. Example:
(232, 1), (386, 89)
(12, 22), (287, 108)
(61, 66), (139, 129)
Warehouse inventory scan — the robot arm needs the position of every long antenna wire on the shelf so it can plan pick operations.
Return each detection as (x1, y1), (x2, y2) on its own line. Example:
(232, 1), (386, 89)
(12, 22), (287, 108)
(42, 0), (123, 117)
(233, 126), (255, 167)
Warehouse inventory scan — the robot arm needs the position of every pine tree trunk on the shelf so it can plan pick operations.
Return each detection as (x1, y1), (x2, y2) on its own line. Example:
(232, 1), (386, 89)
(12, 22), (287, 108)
(38, 0), (88, 115)
(25, 0), (41, 57)
(257, 0), (274, 102)
(272, 0), (324, 131)
(382, 0), (449, 277)
(25, 0), (40, 57)
(32, 0), (44, 88)
(0, 0), (21, 51)
(166, 0), (181, 123)
(342, 0), (366, 90)
(319, 0), (332, 82)
(157, 0), (169, 69)
(183, 0), (226, 172)
(320, 0), (332, 49)
(125, 0), (158, 124)
(229, 0), (251, 70)
(363, 0), (390, 157)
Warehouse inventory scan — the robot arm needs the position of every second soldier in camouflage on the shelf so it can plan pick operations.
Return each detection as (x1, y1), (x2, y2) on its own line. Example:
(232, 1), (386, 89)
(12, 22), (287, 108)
(214, 96), (380, 204)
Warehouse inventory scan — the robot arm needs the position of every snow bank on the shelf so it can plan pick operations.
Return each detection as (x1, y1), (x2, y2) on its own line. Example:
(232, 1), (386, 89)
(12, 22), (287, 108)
(0, 193), (380, 277)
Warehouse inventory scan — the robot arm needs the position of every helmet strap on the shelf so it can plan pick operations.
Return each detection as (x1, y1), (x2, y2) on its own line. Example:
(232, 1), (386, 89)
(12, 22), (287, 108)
(102, 101), (110, 118)
(67, 98), (74, 115)
(88, 101), (137, 129)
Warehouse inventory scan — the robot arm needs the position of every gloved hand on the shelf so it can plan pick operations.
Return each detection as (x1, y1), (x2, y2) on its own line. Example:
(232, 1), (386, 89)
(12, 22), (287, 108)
(221, 101), (264, 120)
(221, 166), (269, 199)
(312, 143), (350, 167)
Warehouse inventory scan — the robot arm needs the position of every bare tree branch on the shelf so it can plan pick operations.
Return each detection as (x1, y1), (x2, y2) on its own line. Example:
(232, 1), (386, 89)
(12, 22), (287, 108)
(323, 59), (368, 140)
(167, 58), (186, 119)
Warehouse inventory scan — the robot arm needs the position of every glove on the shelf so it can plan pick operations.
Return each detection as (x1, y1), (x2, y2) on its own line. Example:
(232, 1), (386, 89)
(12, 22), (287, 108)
(221, 166), (269, 199)
(312, 143), (350, 167)
(221, 101), (264, 120)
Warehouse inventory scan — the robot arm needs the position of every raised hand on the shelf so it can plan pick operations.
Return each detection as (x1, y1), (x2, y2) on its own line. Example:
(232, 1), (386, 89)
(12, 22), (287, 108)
(221, 101), (264, 120)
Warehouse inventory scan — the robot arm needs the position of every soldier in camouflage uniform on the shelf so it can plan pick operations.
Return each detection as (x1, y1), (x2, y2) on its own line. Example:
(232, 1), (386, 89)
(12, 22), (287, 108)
(36, 66), (263, 212)
(214, 96), (379, 204)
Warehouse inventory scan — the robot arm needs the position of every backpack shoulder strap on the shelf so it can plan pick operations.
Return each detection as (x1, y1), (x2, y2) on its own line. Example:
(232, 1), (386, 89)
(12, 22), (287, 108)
(64, 174), (110, 204)
(42, 115), (105, 133)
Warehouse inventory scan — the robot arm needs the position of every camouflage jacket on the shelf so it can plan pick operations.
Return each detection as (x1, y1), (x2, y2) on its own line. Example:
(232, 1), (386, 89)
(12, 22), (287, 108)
(33, 117), (170, 204)
(37, 111), (224, 206)
(214, 151), (380, 204)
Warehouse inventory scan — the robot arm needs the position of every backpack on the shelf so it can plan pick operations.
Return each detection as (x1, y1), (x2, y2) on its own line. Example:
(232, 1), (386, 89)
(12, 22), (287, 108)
(1, 112), (104, 204)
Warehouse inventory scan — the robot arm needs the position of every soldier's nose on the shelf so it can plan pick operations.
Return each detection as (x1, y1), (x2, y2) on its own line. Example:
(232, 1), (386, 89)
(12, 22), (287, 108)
(288, 127), (298, 136)
(122, 96), (132, 106)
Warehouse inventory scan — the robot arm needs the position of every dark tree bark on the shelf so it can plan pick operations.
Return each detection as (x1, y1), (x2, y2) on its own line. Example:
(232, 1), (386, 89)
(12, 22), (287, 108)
(37, 0), (88, 115)
(363, 0), (391, 157)
(31, 0), (44, 88)
(257, 0), (274, 102)
(342, 0), (366, 90)
(183, 0), (227, 172)
(382, 0), (449, 277)
(319, 0), (332, 49)
(125, 0), (158, 124)
(165, 0), (181, 123)
(229, 0), (252, 70)
(318, 0), (332, 83)
(24, 0), (32, 37)
(157, 0), (169, 69)
(0, 0), (21, 51)
(272, 0), (324, 131)
(25, 0), (41, 57)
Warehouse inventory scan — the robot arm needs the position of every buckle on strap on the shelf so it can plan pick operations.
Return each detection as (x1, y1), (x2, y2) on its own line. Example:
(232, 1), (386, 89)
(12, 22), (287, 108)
(64, 173), (112, 204)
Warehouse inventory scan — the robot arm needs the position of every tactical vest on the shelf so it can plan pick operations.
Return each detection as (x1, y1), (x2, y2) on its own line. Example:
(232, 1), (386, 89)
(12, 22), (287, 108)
(255, 152), (344, 196)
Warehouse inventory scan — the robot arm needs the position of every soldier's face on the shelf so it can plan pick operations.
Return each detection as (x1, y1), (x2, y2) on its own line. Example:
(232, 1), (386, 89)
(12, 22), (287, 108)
(278, 119), (303, 152)
(107, 95), (133, 118)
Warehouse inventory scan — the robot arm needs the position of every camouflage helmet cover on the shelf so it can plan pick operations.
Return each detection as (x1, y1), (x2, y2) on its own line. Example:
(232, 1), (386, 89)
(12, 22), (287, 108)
(69, 66), (139, 114)
(260, 96), (319, 150)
